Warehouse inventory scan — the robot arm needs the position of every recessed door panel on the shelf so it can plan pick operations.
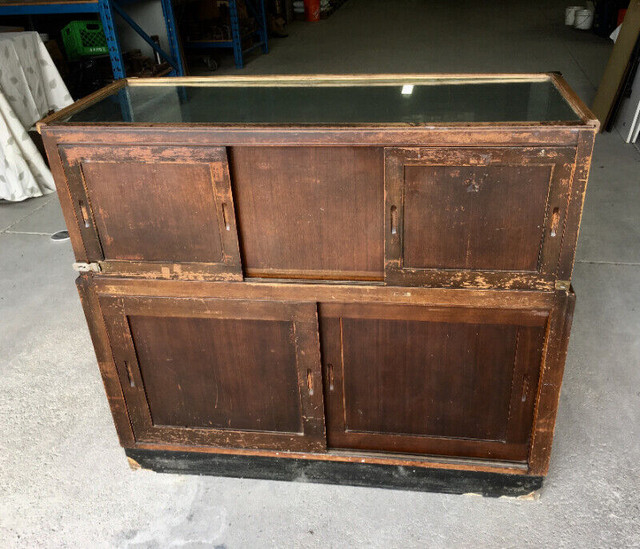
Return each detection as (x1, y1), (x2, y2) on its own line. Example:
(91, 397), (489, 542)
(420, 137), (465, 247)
(321, 303), (548, 462)
(60, 146), (242, 280)
(129, 316), (302, 433)
(99, 295), (325, 451)
(403, 165), (550, 271)
(81, 162), (223, 263)
(341, 319), (518, 440)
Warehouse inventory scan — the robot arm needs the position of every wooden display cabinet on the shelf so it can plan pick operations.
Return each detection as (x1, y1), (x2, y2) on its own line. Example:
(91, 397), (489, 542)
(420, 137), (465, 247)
(40, 74), (597, 496)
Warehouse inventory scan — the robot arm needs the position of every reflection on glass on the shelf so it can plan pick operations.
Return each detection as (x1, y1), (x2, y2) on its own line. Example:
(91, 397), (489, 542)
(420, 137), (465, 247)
(401, 85), (414, 96)
(62, 79), (581, 125)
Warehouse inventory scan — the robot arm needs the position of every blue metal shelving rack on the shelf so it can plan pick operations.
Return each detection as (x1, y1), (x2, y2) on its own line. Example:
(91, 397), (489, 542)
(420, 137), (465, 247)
(0, 0), (185, 78)
(185, 0), (268, 69)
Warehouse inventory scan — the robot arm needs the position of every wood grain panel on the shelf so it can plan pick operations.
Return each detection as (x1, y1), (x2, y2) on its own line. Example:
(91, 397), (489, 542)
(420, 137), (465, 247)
(556, 131), (596, 280)
(128, 316), (302, 433)
(230, 146), (384, 279)
(75, 275), (135, 446)
(403, 164), (550, 271)
(385, 147), (576, 289)
(94, 276), (559, 310)
(58, 145), (242, 281)
(321, 303), (547, 462)
(528, 290), (576, 475)
(98, 295), (326, 452)
(82, 162), (223, 263)
(341, 319), (518, 440)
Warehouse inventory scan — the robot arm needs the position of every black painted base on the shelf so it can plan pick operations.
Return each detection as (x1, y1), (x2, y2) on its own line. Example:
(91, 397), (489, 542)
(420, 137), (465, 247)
(125, 449), (543, 497)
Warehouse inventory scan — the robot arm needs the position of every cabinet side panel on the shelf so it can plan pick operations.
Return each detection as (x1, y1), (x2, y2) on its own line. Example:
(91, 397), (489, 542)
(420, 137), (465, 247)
(75, 275), (135, 446)
(556, 131), (596, 279)
(41, 133), (89, 262)
(528, 290), (575, 475)
(230, 146), (384, 279)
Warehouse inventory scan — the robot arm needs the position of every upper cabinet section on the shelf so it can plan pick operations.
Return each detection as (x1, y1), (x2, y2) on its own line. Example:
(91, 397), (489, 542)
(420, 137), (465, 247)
(58, 145), (242, 280)
(40, 74), (597, 288)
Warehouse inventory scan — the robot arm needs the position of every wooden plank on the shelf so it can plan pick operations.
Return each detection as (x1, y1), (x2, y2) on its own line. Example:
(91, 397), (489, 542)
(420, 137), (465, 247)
(114, 295), (316, 322)
(592, 0), (640, 128)
(528, 289), (575, 475)
(91, 276), (558, 310)
(98, 260), (243, 282)
(556, 130), (597, 280)
(319, 302), (549, 327)
(40, 134), (90, 263)
(75, 275), (135, 446)
(550, 73), (600, 130)
(130, 442), (530, 476)
(126, 73), (555, 85)
(36, 79), (125, 134)
(244, 267), (383, 282)
(40, 125), (583, 147)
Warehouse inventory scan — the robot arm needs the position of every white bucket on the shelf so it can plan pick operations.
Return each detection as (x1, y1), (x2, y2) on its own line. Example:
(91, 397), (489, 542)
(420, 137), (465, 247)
(574, 9), (594, 30)
(565, 6), (584, 25)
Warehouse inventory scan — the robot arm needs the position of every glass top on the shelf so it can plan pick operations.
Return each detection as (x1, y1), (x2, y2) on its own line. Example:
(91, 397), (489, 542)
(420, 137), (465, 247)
(61, 77), (582, 125)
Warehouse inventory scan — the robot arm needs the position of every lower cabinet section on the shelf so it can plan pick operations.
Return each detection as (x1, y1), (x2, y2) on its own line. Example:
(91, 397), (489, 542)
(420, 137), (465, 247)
(78, 277), (575, 478)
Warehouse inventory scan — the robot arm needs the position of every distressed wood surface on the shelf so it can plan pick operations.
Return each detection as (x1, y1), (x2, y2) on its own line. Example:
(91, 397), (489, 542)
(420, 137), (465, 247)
(528, 289), (576, 475)
(57, 145), (243, 281)
(129, 443), (530, 476)
(320, 303), (547, 462)
(41, 134), (91, 263)
(75, 275), (135, 446)
(556, 130), (597, 280)
(42, 132), (594, 288)
(80, 277), (574, 474)
(40, 74), (594, 482)
(384, 146), (578, 289)
(41, 125), (584, 147)
(91, 276), (559, 309)
(98, 294), (326, 452)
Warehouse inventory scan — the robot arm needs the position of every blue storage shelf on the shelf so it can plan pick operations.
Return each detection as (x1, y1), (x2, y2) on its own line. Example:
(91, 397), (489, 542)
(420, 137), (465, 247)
(184, 0), (268, 69)
(0, 0), (185, 79)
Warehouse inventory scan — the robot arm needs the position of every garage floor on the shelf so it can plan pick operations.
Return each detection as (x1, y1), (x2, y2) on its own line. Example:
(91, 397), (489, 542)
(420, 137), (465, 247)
(1, 0), (639, 546)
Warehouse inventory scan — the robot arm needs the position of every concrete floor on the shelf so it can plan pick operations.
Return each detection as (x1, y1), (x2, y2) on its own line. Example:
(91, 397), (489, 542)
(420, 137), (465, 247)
(1, 0), (639, 546)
